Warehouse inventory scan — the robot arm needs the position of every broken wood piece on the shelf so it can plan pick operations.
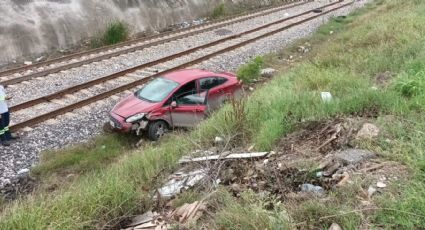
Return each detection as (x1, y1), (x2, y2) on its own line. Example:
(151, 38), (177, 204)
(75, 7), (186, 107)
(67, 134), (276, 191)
(318, 158), (333, 170)
(127, 211), (157, 227)
(179, 152), (269, 163)
(170, 201), (206, 224)
(360, 163), (385, 172)
(336, 172), (350, 186)
(323, 162), (341, 177)
(317, 124), (342, 151)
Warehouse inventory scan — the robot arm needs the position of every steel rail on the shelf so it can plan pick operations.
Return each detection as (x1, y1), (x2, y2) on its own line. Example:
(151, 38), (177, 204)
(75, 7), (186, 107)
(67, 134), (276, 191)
(10, 1), (341, 113)
(10, 1), (353, 131)
(0, 0), (309, 84)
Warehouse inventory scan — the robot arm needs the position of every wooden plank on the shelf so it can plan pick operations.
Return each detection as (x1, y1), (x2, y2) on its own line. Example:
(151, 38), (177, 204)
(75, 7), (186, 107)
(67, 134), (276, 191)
(179, 152), (269, 163)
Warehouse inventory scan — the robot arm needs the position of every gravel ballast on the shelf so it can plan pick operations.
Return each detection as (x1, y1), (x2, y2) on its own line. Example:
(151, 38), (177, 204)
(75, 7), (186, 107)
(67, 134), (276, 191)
(0, 0), (371, 192)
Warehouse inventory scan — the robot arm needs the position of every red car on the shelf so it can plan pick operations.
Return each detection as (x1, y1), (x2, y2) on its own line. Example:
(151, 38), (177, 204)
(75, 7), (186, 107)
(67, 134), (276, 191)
(109, 69), (242, 140)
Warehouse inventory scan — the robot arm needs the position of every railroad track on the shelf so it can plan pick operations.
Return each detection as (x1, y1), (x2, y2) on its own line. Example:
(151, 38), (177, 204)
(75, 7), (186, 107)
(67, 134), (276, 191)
(0, 0), (310, 86)
(10, 1), (353, 131)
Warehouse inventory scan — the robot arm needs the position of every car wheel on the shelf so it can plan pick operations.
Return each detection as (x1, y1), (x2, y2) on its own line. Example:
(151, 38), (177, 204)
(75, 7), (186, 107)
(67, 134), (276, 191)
(148, 121), (168, 141)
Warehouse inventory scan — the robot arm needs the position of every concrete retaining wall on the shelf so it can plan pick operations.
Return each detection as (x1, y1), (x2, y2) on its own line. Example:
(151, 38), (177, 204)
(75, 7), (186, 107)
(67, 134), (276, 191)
(0, 0), (224, 65)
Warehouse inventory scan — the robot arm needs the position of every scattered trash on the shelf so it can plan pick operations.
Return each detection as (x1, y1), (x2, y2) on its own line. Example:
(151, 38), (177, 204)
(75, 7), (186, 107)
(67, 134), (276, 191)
(17, 168), (29, 176)
(24, 61), (32, 66)
(179, 152), (269, 163)
(127, 211), (158, 227)
(126, 201), (207, 229)
(316, 171), (323, 178)
(249, 87), (254, 91)
(321, 92), (333, 103)
(35, 56), (45, 62)
(367, 186), (377, 198)
(169, 201), (206, 224)
(356, 123), (380, 139)
(322, 162), (341, 177)
(260, 68), (276, 78)
(300, 183), (325, 196)
(376, 181), (387, 188)
(124, 210), (167, 229)
(329, 30), (334, 34)
(297, 46), (309, 53)
(329, 223), (342, 230)
(336, 172), (350, 186)
(214, 136), (224, 145)
(157, 170), (206, 198)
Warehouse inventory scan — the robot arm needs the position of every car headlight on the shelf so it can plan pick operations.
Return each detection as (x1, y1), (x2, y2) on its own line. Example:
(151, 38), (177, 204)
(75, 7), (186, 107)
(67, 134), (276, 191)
(125, 113), (146, 123)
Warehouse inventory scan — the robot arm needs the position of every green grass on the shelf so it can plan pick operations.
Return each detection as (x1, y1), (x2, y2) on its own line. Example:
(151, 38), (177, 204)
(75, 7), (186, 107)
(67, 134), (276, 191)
(90, 21), (129, 48)
(0, 135), (191, 229)
(209, 189), (291, 230)
(211, 3), (226, 19)
(31, 134), (137, 179)
(236, 56), (264, 84)
(1, 0), (425, 229)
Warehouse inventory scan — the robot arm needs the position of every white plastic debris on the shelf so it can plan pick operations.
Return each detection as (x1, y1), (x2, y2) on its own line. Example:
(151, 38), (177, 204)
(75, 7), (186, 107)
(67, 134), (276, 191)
(179, 152), (269, 163)
(300, 183), (325, 195)
(214, 136), (224, 144)
(17, 168), (30, 175)
(376, 181), (387, 188)
(321, 92), (333, 103)
(158, 170), (206, 198)
(368, 186), (377, 198)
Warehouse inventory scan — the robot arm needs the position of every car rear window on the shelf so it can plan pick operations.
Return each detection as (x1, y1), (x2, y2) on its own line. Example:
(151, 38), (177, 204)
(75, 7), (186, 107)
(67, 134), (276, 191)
(199, 77), (227, 90)
(136, 77), (179, 102)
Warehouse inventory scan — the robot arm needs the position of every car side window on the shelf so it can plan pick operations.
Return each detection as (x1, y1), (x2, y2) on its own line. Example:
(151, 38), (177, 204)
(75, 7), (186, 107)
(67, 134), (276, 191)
(176, 94), (205, 105)
(199, 77), (227, 90)
(171, 80), (203, 105)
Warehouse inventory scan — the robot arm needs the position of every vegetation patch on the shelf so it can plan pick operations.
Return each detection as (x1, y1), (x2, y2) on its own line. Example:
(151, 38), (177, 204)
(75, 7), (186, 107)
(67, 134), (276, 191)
(236, 56), (264, 84)
(90, 21), (129, 48)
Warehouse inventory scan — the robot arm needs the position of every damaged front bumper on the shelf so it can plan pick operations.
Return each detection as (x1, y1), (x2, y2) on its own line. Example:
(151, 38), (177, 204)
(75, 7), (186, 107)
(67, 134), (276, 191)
(109, 113), (149, 135)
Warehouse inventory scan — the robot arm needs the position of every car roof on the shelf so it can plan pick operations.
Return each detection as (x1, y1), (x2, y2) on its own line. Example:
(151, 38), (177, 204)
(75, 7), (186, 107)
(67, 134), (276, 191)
(162, 69), (218, 84)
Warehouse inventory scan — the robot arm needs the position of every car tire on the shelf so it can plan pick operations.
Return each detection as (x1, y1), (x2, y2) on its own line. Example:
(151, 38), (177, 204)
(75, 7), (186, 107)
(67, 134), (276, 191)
(148, 121), (168, 141)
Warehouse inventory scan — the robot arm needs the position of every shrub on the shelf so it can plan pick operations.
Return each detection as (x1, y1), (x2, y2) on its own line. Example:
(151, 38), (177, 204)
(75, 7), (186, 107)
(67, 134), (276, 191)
(236, 56), (264, 84)
(212, 3), (226, 19)
(394, 70), (425, 98)
(103, 21), (129, 45)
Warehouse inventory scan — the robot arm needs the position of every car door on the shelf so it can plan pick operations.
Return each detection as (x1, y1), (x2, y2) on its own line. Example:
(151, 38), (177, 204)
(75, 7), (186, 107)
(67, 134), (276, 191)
(169, 81), (207, 128)
(199, 77), (228, 111)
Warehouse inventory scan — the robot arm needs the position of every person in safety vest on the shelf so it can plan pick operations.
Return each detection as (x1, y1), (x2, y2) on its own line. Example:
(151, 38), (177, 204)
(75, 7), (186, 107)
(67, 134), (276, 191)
(0, 84), (17, 146)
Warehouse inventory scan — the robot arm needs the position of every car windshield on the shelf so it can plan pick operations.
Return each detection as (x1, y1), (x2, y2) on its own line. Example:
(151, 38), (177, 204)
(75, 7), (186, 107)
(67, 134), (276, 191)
(136, 77), (179, 102)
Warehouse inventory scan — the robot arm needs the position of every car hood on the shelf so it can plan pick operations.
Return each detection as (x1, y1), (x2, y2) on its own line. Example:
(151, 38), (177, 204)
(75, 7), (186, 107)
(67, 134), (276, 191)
(111, 94), (160, 118)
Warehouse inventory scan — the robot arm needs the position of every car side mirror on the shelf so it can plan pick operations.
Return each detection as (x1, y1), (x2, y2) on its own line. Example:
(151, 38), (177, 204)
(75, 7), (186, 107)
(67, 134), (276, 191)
(171, 101), (177, 108)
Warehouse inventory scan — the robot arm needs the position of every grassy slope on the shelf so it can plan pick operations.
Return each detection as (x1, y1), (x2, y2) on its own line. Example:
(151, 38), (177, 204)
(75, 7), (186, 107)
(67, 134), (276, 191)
(1, 0), (425, 229)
